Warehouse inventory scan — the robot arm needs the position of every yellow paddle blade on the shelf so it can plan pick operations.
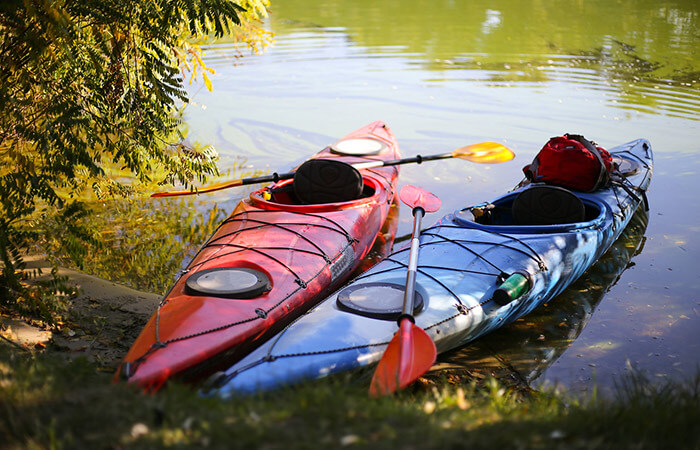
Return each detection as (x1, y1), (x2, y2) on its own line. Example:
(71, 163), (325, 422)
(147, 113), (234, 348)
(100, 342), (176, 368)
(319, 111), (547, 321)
(151, 179), (244, 198)
(452, 141), (515, 163)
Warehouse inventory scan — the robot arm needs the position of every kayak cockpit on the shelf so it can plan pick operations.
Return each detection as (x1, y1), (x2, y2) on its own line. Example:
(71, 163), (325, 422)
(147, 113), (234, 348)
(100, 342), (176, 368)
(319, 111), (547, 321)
(249, 157), (385, 211)
(454, 185), (607, 234)
(260, 177), (376, 206)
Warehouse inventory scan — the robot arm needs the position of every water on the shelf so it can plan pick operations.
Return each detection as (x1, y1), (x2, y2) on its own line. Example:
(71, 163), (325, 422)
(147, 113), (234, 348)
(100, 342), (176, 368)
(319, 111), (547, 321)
(182, 0), (700, 394)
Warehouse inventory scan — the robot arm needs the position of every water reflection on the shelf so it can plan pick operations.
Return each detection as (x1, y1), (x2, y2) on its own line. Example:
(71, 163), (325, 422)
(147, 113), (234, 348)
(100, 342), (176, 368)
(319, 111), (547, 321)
(269, 0), (698, 62)
(425, 207), (649, 391)
(420, 42), (700, 121)
(265, 0), (699, 119)
(351, 197), (400, 276)
(204, 34), (699, 121)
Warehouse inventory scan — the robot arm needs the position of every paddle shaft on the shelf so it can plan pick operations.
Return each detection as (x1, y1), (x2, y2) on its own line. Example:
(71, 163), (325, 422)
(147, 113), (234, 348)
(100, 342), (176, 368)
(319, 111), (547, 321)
(352, 153), (452, 171)
(402, 207), (425, 319)
(395, 205), (431, 388)
(397, 206), (425, 373)
(153, 141), (513, 198)
(151, 171), (296, 197)
(242, 172), (294, 184)
(214, 171), (296, 188)
(369, 185), (439, 396)
(153, 156), (449, 197)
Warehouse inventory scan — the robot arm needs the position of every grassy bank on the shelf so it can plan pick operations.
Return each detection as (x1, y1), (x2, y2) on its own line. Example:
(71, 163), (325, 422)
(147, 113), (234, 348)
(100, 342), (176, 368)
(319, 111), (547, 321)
(1, 342), (698, 449)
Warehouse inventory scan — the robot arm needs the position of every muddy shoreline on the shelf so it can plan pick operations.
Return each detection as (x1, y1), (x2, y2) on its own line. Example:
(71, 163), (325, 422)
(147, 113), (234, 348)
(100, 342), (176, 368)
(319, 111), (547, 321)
(1, 256), (160, 373)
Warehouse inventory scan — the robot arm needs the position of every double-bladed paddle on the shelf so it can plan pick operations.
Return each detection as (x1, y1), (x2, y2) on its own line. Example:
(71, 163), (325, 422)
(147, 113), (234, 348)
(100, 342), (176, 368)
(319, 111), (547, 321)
(150, 141), (514, 198)
(369, 185), (441, 397)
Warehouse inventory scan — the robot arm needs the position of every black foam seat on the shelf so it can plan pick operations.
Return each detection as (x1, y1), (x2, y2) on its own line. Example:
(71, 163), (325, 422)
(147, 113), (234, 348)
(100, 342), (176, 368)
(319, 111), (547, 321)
(512, 185), (585, 226)
(293, 159), (364, 204)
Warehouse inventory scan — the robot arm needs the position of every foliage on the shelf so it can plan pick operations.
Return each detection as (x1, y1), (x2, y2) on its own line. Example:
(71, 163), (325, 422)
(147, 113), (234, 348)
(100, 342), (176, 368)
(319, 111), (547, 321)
(0, 0), (270, 307)
(37, 197), (227, 295)
(6, 268), (74, 327)
(1, 341), (699, 448)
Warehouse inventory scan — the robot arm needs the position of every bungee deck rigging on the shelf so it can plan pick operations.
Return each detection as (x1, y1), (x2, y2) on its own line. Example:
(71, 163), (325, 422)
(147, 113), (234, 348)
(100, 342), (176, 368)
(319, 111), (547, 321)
(210, 138), (653, 396)
(212, 221), (552, 381)
(191, 210), (357, 283)
(122, 210), (361, 379)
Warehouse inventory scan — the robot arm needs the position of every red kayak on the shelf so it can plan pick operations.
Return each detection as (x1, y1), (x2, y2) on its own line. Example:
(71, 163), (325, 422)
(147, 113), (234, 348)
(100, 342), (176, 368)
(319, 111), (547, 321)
(116, 121), (401, 390)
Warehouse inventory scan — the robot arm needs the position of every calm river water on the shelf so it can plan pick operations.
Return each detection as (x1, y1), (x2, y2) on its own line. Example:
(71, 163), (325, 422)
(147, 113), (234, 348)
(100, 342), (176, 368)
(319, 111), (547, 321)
(182, 0), (700, 395)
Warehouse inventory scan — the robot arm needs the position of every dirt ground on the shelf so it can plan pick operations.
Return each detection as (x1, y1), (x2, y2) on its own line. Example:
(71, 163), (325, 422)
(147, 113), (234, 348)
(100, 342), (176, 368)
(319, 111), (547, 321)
(0, 256), (160, 373)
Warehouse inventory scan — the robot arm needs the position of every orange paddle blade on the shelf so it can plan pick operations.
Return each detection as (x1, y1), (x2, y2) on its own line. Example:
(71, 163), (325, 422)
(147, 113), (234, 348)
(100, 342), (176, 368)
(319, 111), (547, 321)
(399, 185), (441, 213)
(370, 319), (437, 397)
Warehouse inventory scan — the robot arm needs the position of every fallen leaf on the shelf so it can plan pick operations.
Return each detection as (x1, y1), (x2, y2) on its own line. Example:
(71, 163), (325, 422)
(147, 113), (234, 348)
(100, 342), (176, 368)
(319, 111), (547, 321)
(130, 423), (149, 438)
(456, 387), (470, 410)
(340, 435), (360, 446)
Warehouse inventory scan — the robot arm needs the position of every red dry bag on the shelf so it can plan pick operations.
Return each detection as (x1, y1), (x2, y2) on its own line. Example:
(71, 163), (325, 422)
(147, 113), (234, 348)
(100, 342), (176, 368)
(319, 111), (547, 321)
(523, 134), (613, 192)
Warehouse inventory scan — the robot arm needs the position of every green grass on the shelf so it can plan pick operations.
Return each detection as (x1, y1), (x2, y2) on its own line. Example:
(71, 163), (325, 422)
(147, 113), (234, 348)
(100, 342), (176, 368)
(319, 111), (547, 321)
(1, 342), (699, 449)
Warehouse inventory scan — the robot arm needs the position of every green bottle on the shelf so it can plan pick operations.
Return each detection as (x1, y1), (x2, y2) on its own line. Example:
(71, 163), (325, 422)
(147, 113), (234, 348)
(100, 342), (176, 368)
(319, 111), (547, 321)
(493, 272), (530, 306)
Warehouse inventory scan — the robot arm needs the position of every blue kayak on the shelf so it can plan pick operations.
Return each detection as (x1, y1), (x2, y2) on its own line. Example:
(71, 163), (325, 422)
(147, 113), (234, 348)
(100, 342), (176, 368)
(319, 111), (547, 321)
(209, 139), (653, 396)
(431, 206), (649, 387)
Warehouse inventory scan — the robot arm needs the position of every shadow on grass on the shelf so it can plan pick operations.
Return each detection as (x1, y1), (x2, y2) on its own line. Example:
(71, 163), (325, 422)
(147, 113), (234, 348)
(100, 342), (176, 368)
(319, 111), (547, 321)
(2, 341), (699, 449)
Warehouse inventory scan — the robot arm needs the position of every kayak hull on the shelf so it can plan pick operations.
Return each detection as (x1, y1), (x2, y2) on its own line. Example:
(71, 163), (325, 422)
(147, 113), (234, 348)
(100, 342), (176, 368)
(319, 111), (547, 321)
(117, 121), (401, 389)
(211, 138), (653, 396)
